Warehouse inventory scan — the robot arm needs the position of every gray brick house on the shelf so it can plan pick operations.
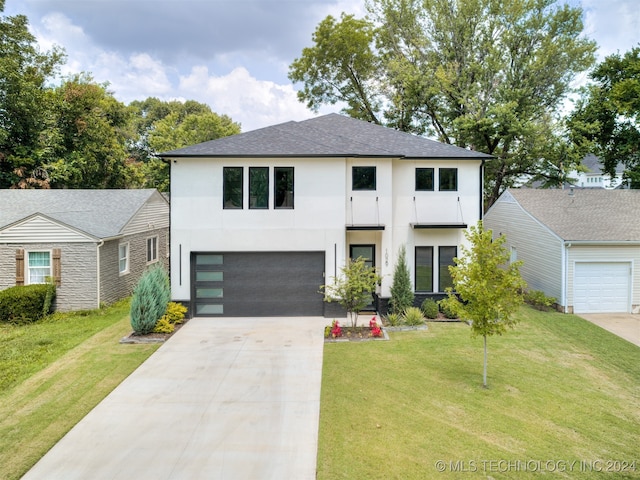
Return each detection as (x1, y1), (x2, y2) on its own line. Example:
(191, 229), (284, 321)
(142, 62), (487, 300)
(0, 189), (169, 311)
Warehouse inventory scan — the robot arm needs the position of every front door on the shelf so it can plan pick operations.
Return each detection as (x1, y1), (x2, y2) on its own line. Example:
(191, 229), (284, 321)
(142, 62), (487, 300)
(350, 244), (375, 311)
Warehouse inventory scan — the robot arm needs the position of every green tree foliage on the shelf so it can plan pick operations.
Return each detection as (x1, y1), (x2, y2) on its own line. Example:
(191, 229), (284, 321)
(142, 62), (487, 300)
(389, 245), (414, 314)
(0, 8), (65, 188)
(130, 265), (170, 335)
(568, 46), (640, 187)
(322, 256), (381, 327)
(440, 221), (526, 387)
(290, 0), (597, 206)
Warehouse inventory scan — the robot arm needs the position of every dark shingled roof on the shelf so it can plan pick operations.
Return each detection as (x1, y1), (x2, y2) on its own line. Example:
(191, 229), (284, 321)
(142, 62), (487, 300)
(0, 189), (162, 239)
(161, 113), (492, 160)
(504, 188), (640, 242)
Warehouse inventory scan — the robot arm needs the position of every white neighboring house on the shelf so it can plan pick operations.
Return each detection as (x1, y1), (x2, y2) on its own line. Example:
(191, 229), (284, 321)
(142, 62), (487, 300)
(162, 113), (492, 317)
(569, 153), (625, 189)
(484, 188), (640, 314)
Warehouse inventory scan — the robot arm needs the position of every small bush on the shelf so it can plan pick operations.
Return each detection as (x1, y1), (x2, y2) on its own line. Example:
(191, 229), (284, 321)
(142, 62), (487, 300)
(438, 300), (458, 319)
(384, 312), (401, 326)
(403, 306), (425, 326)
(0, 284), (56, 323)
(421, 298), (439, 319)
(162, 301), (187, 324)
(153, 317), (175, 333)
(524, 290), (557, 311)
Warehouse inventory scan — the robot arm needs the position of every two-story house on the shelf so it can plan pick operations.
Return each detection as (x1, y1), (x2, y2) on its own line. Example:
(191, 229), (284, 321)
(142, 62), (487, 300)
(161, 113), (491, 317)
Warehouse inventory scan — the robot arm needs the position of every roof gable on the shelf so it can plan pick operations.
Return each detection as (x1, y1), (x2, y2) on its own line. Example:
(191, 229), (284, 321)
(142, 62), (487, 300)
(0, 189), (161, 239)
(161, 113), (492, 160)
(503, 188), (640, 241)
(0, 214), (96, 243)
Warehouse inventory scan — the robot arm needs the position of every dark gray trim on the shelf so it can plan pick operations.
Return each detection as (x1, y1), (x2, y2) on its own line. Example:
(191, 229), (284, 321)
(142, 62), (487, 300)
(410, 223), (467, 229)
(346, 225), (386, 231)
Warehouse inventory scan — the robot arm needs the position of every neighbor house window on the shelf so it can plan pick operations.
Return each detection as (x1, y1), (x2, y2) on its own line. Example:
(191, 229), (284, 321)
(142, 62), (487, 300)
(439, 246), (457, 292)
(28, 251), (51, 284)
(416, 168), (434, 191)
(249, 167), (269, 209)
(119, 243), (129, 274)
(223, 167), (243, 209)
(415, 247), (433, 292)
(147, 236), (158, 263)
(439, 168), (458, 191)
(274, 167), (294, 208)
(352, 166), (376, 190)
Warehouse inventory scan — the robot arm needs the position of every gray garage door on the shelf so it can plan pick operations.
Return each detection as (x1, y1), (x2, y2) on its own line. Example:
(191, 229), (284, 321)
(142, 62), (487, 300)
(192, 252), (325, 316)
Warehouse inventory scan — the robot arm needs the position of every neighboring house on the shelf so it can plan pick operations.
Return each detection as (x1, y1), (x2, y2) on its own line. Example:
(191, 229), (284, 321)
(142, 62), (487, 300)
(484, 188), (640, 314)
(161, 113), (492, 317)
(0, 189), (169, 311)
(568, 153), (625, 189)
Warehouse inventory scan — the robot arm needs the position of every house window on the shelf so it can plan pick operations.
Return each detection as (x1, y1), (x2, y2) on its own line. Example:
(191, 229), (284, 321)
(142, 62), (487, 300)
(147, 236), (158, 263)
(416, 168), (434, 191)
(439, 168), (458, 191)
(27, 251), (51, 284)
(415, 247), (433, 292)
(274, 167), (294, 208)
(223, 167), (243, 209)
(352, 166), (376, 190)
(249, 167), (269, 209)
(119, 243), (129, 274)
(439, 246), (457, 292)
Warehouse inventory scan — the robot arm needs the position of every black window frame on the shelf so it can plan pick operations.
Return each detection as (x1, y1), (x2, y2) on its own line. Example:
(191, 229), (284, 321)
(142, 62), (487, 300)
(415, 246), (434, 292)
(223, 167), (243, 209)
(352, 166), (376, 191)
(274, 167), (294, 209)
(249, 167), (269, 209)
(439, 168), (458, 191)
(438, 246), (457, 292)
(415, 168), (434, 191)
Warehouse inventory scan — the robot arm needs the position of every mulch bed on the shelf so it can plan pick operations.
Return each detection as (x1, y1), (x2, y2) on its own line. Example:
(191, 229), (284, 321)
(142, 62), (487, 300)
(119, 319), (188, 344)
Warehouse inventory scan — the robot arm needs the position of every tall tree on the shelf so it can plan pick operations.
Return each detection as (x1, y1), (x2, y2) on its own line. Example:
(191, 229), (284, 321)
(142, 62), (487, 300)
(289, 0), (597, 206)
(440, 221), (526, 388)
(568, 46), (640, 187)
(0, 7), (65, 188)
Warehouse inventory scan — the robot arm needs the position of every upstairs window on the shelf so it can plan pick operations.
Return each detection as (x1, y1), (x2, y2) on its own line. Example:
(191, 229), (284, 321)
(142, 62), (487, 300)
(352, 166), (376, 190)
(274, 167), (294, 209)
(439, 168), (458, 191)
(249, 167), (269, 209)
(416, 168), (434, 191)
(223, 167), (243, 209)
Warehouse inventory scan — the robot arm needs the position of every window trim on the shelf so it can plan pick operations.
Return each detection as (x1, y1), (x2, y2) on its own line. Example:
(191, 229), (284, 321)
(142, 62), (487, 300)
(223, 166), (244, 209)
(119, 242), (130, 275)
(415, 246), (434, 292)
(415, 167), (435, 191)
(352, 166), (377, 191)
(439, 167), (458, 192)
(274, 166), (294, 209)
(26, 250), (52, 285)
(146, 236), (159, 264)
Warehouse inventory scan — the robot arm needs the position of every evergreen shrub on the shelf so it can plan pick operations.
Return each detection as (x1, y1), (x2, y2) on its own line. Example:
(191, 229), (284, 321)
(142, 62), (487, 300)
(421, 298), (439, 319)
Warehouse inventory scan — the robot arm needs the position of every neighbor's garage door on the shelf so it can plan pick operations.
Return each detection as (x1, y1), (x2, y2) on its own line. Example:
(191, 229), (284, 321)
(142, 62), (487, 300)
(574, 262), (630, 313)
(192, 252), (325, 316)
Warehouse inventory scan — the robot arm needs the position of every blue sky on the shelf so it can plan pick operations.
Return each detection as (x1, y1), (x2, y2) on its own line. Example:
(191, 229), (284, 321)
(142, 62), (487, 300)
(5, 0), (639, 132)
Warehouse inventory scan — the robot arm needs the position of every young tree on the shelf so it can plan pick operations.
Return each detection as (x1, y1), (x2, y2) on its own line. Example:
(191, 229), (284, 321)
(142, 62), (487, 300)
(389, 244), (414, 314)
(440, 221), (526, 388)
(289, 0), (597, 206)
(322, 256), (381, 327)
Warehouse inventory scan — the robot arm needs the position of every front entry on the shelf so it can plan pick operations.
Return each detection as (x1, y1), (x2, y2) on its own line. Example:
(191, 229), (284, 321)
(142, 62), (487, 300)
(350, 244), (376, 311)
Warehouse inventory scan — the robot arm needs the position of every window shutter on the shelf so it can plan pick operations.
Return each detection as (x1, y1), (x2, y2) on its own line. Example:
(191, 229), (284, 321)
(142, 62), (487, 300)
(52, 249), (62, 286)
(16, 249), (24, 285)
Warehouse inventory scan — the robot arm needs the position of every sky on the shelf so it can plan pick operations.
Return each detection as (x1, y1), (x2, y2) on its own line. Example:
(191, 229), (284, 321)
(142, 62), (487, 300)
(5, 0), (640, 133)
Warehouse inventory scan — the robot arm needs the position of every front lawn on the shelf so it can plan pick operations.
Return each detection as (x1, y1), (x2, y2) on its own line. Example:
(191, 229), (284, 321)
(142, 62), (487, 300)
(317, 306), (640, 479)
(0, 300), (159, 480)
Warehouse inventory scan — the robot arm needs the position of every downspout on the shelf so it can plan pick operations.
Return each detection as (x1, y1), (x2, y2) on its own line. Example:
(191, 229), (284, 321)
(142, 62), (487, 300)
(479, 160), (485, 219)
(563, 242), (571, 313)
(96, 240), (104, 309)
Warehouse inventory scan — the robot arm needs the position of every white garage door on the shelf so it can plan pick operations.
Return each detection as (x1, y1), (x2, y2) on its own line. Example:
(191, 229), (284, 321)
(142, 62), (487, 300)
(574, 262), (630, 313)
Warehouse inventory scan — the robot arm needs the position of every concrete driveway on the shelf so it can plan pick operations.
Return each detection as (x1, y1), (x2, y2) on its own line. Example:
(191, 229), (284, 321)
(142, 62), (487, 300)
(22, 316), (328, 480)
(578, 313), (640, 347)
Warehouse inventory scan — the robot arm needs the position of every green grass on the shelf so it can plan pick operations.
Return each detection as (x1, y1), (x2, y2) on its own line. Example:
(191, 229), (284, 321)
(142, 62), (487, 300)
(317, 306), (640, 479)
(0, 299), (159, 480)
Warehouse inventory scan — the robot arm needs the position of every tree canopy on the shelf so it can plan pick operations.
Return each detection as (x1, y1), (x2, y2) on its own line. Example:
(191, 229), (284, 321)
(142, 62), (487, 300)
(568, 46), (640, 187)
(289, 0), (597, 206)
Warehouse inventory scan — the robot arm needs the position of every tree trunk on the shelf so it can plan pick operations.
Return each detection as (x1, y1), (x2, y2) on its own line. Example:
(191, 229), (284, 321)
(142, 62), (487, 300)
(483, 334), (488, 388)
